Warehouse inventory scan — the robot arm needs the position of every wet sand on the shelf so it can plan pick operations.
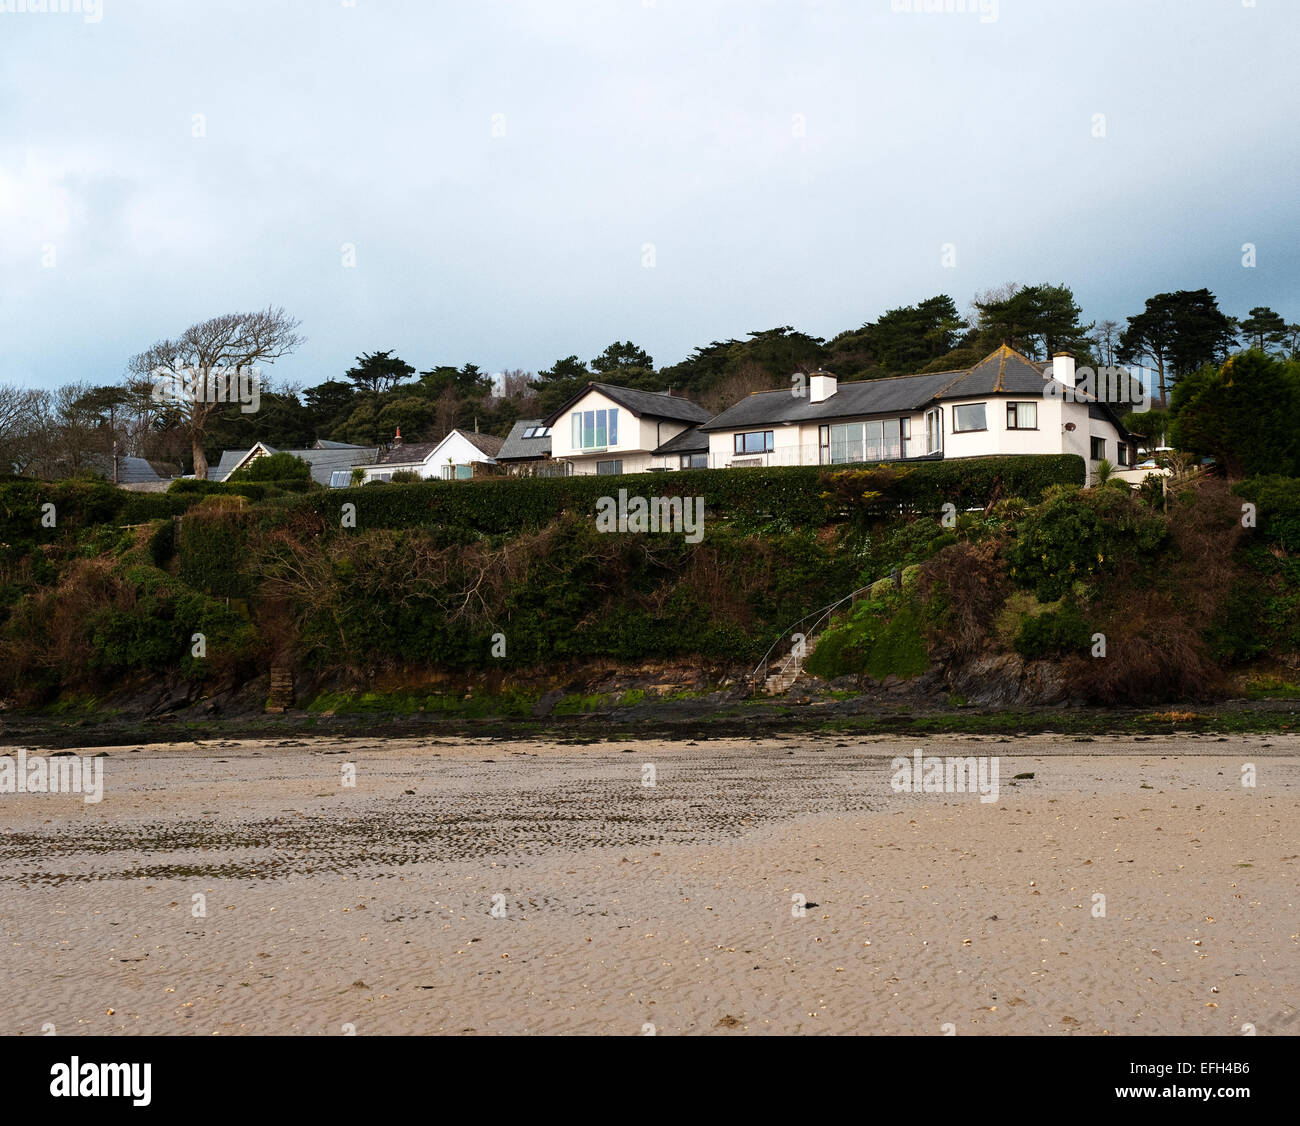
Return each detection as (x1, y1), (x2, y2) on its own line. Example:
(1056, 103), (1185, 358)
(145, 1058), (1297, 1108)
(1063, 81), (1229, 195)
(1, 733), (1297, 1035)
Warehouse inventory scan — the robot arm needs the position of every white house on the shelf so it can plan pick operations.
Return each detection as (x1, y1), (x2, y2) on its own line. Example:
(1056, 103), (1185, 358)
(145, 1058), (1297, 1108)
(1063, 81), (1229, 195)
(694, 345), (1137, 483)
(354, 428), (504, 483)
(542, 383), (713, 475)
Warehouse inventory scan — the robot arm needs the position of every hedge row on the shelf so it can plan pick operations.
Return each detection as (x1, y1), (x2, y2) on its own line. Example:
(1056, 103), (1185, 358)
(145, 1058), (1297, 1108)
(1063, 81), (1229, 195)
(268, 456), (1085, 535)
(168, 478), (315, 499)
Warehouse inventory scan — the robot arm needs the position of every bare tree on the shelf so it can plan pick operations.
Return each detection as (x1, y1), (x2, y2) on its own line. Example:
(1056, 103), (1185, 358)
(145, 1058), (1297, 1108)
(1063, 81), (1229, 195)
(1090, 319), (1121, 367)
(129, 306), (303, 478)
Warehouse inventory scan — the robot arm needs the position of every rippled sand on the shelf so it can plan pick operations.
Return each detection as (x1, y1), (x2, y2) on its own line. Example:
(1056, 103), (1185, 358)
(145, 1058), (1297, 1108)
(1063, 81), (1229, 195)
(1, 732), (1297, 1035)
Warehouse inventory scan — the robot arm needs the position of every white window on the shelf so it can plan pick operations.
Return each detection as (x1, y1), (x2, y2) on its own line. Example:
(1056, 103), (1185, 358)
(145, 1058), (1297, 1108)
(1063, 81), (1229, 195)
(570, 408), (618, 450)
(953, 403), (987, 432)
(824, 419), (906, 464)
(925, 408), (943, 454)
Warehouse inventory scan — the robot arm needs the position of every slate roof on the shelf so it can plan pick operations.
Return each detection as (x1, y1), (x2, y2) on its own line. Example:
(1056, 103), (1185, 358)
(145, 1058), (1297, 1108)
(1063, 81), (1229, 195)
(462, 431), (504, 458)
(81, 454), (169, 485)
(374, 442), (440, 467)
(371, 430), (504, 468)
(699, 369), (964, 431)
(700, 346), (1070, 432)
(498, 419), (553, 461)
(653, 425), (709, 455)
(214, 443), (380, 486)
(543, 383), (711, 427)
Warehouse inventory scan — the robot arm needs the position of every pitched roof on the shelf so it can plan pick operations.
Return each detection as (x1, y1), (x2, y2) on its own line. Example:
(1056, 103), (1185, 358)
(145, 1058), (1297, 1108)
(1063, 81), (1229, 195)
(543, 383), (711, 427)
(82, 454), (167, 485)
(498, 419), (553, 460)
(215, 444), (380, 486)
(699, 369), (963, 431)
(700, 346), (1065, 431)
(462, 430), (504, 458)
(375, 442), (440, 467)
(654, 425), (709, 455)
(932, 344), (1051, 399)
(312, 439), (369, 450)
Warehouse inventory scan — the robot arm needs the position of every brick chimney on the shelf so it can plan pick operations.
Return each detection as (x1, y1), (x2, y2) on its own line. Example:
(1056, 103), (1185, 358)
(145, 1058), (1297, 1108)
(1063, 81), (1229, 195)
(393, 427), (403, 446)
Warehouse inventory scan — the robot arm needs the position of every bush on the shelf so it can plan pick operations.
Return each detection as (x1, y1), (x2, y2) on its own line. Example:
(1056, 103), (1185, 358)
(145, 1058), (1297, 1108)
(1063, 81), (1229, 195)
(1013, 604), (1092, 660)
(228, 451), (313, 483)
(1006, 485), (1167, 601)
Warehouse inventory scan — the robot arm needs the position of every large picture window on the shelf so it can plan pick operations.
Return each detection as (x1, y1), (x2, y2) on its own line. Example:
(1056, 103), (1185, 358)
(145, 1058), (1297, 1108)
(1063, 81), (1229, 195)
(570, 407), (619, 450)
(823, 418), (907, 464)
(952, 403), (987, 432)
(734, 431), (774, 454)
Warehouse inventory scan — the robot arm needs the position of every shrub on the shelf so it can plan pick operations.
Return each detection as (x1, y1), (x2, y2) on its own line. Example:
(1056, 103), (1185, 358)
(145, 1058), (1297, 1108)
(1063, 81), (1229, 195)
(1006, 485), (1167, 601)
(228, 451), (313, 483)
(1013, 604), (1092, 660)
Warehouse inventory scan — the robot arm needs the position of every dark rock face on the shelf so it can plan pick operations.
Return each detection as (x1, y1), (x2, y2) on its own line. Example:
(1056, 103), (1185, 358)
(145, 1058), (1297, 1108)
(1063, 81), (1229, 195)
(946, 654), (1070, 706)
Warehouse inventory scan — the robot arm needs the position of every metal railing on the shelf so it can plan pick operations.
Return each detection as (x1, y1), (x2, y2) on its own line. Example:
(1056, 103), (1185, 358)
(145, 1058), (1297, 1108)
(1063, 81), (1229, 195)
(750, 576), (894, 693)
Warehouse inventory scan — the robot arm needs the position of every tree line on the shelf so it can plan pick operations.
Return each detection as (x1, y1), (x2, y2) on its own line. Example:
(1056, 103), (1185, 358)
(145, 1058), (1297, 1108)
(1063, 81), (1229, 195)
(1, 286), (1294, 479)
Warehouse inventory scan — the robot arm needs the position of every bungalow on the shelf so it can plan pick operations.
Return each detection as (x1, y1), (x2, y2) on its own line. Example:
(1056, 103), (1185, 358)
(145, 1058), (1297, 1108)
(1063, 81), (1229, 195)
(697, 345), (1136, 483)
(213, 439), (380, 487)
(542, 383), (713, 475)
(355, 428), (504, 483)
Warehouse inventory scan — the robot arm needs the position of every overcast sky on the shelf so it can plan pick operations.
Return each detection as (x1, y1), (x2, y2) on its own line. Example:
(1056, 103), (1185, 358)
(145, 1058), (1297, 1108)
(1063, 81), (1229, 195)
(2, 0), (1297, 392)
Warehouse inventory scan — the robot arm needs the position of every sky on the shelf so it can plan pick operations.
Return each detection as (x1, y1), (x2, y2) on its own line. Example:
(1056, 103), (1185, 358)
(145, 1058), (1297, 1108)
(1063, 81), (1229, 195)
(1, 0), (1297, 393)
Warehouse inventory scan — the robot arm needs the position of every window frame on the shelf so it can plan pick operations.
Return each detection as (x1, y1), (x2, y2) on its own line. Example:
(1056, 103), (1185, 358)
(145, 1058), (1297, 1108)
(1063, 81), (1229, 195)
(925, 407), (943, 454)
(1090, 436), (1107, 461)
(595, 458), (624, 475)
(733, 430), (774, 455)
(952, 402), (988, 433)
(1006, 401), (1038, 430)
(680, 453), (708, 470)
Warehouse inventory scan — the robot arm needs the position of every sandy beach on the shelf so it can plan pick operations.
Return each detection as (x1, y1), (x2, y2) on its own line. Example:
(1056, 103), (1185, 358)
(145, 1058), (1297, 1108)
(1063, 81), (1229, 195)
(1, 732), (1297, 1035)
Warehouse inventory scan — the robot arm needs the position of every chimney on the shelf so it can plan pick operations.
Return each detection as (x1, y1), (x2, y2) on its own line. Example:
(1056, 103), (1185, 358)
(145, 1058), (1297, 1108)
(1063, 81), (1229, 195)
(808, 370), (837, 403)
(392, 427), (403, 446)
(1051, 352), (1076, 387)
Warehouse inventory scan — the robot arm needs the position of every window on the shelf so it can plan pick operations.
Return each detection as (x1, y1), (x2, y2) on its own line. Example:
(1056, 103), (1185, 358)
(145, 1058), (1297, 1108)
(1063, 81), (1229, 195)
(1118, 443), (1129, 466)
(822, 419), (906, 464)
(680, 453), (708, 469)
(1007, 402), (1037, 429)
(596, 459), (623, 475)
(440, 465), (454, 480)
(329, 469), (351, 488)
(925, 408), (943, 454)
(522, 426), (552, 439)
(455, 465), (473, 479)
(734, 431), (774, 454)
(953, 403), (987, 432)
(1090, 437), (1106, 460)
(570, 408), (618, 450)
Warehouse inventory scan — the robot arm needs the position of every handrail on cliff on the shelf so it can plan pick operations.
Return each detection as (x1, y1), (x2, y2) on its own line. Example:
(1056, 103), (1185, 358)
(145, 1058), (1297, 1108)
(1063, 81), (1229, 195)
(750, 574), (897, 691)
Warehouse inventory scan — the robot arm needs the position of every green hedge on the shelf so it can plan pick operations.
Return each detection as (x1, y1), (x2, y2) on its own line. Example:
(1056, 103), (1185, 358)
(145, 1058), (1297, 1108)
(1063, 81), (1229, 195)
(268, 456), (1085, 535)
(1233, 476), (1300, 551)
(169, 478), (314, 500)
